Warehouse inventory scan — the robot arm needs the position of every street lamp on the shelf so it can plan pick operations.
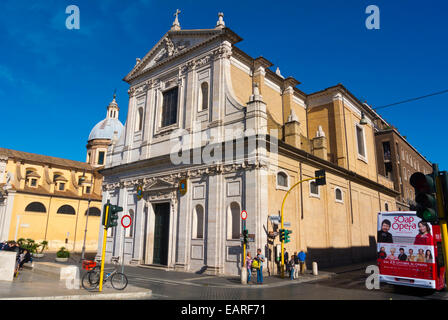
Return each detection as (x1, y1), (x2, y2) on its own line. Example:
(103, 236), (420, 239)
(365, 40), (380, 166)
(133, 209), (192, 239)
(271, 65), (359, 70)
(79, 172), (93, 262)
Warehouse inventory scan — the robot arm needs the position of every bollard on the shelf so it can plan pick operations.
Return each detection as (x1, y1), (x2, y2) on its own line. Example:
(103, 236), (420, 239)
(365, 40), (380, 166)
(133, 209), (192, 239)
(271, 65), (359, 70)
(312, 262), (318, 276)
(241, 267), (247, 284)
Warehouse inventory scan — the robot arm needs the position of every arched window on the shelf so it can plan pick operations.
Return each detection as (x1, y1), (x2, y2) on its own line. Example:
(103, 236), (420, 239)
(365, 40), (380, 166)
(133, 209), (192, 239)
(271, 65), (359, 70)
(335, 188), (343, 203)
(85, 207), (101, 216)
(277, 171), (288, 188)
(200, 82), (209, 111)
(57, 205), (76, 215)
(25, 202), (46, 213)
(193, 205), (204, 239)
(136, 107), (143, 132)
(228, 202), (240, 240)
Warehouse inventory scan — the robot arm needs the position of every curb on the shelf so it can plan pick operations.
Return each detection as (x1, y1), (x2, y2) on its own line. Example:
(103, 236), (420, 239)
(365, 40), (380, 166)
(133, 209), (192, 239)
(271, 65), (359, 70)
(1, 290), (152, 300)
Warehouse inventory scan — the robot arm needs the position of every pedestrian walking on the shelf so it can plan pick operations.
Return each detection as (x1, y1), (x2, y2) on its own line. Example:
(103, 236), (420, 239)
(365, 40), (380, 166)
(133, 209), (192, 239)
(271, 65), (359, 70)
(298, 250), (306, 274)
(288, 257), (295, 280)
(256, 248), (265, 284)
(293, 251), (300, 279)
(246, 252), (253, 283)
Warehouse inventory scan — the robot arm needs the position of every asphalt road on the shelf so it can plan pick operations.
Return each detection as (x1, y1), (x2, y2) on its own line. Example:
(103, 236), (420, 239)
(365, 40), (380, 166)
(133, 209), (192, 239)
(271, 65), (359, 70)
(119, 264), (448, 300)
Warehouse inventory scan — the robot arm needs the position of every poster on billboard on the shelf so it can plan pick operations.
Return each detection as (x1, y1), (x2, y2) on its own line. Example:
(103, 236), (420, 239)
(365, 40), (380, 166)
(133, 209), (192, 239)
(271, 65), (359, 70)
(377, 211), (437, 288)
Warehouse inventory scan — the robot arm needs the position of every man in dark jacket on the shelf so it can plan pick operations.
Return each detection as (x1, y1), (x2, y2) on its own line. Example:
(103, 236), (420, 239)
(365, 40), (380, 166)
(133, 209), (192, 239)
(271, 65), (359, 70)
(398, 248), (407, 261)
(377, 219), (393, 243)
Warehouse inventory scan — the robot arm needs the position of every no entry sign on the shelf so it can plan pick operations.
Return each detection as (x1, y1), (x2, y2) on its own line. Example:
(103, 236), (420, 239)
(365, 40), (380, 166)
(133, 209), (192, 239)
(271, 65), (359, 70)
(121, 214), (132, 228)
(241, 210), (247, 220)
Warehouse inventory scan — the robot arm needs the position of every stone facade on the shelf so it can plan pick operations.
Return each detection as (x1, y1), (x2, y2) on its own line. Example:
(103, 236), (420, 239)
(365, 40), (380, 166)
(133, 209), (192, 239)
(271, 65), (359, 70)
(97, 14), (399, 275)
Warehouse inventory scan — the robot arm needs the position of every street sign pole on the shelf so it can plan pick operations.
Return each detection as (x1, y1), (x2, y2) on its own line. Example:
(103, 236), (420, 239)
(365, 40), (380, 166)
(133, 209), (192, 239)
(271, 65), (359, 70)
(122, 219), (125, 274)
(241, 210), (247, 285)
(99, 202), (109, 292)
(120, 214), (132, 275)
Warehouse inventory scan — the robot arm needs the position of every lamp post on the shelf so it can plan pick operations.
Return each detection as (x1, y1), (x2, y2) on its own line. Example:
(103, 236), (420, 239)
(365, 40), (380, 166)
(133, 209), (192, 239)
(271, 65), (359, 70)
(79, 173), (93, 262)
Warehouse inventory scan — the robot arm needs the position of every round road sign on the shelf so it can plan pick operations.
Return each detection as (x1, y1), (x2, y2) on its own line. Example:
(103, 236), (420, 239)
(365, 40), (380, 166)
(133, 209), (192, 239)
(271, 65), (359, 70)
(241, 210), (247, 220)
(121, 214), (132, 228)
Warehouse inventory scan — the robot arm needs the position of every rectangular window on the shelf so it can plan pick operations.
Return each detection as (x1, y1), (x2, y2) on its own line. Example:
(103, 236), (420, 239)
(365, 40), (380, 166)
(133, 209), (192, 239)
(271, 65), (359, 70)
(59, 183), (65, 191)
(356, 125), (366, 159)
(98, 151), (105, 165)
(30, 178), (37, 187)
(85, 186), (91, 194)
(382, 141), (391, 161)
(161, 87), (178, 127)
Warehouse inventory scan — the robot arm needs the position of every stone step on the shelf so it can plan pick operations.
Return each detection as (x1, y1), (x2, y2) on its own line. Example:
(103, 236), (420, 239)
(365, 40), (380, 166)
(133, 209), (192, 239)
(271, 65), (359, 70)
(33, 262), (79, 280)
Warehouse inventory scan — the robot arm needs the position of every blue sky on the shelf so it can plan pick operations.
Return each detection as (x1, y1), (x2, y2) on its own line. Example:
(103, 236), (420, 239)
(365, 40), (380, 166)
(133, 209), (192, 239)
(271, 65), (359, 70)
(1, 0), (447, 170)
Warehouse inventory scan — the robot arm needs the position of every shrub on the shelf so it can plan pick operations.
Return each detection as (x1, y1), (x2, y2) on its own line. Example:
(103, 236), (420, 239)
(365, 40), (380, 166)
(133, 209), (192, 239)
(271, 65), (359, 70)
(56, 247), (70, 258)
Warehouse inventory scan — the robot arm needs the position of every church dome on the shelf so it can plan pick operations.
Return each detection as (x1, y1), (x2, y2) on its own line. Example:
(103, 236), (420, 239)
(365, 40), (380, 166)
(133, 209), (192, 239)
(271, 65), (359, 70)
(88, 94), (124, 142)
(88, 118), (124, 141)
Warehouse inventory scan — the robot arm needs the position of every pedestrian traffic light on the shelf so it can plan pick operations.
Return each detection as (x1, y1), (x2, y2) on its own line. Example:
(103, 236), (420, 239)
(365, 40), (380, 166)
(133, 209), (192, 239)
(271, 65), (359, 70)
(279, 229), (285, 242)
(315, 169), (326, 186)
(284, 230), (292, 243)
(242, 229), (249, 244)
(410, 171), (438, 223)
(108, 204), (123, 228)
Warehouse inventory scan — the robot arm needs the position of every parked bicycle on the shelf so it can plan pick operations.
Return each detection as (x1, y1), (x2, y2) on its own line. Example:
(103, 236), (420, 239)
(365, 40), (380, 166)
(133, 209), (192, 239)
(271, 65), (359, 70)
(82, 256), (128, 291)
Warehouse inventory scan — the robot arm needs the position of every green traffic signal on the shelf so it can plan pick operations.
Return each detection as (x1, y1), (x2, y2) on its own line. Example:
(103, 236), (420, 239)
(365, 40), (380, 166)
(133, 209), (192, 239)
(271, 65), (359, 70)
(410, 172), (438, 223)
(285, 229), (292, 243)
(242, 229), (248, 244)
(108, 204), (123, 228)
(102, 201), (110, 227)
(279, 229), (285, 242)
(314, 169), (326, 186)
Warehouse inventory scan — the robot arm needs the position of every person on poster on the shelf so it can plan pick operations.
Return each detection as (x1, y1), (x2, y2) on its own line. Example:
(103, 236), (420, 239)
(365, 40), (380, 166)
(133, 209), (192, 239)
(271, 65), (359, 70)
(407, 249), (416, 262)
(377, 219), (393, 243)
(414, 222), (433, 245)
(378, 247), (387, 259)
(425, 250), (433, 263)
(417, 249), (425, 262)
(398, 248), (407, 261)
(386, 248), (398, 260)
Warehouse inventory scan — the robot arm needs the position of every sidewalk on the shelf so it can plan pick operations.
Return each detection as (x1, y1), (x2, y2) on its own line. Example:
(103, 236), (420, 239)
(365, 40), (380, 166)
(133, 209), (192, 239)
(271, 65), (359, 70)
(0, 252), (152, 300)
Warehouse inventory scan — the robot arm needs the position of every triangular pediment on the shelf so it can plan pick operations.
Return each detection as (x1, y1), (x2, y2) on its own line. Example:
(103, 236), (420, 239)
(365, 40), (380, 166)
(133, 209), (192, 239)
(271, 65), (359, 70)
(143, 178), (176, 191)
(124, 28), (242, 82)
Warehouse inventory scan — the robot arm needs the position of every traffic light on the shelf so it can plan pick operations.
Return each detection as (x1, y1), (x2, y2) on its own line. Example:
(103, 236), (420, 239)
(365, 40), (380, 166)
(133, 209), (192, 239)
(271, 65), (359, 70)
(102, 201), (110, 227)
(284, 230), (292, 243)
(315, 169), (326, 186)
(279, 229), (285, 242)
(242, 229), (248, 244)
(410, 172), (438, 223)
(108, 204), (123, 228)
(440, 171), (448, 216)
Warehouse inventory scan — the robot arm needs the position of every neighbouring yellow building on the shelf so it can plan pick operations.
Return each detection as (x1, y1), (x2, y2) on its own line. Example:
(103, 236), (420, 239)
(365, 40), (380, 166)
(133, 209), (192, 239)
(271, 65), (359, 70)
(0, 148), (103, 252)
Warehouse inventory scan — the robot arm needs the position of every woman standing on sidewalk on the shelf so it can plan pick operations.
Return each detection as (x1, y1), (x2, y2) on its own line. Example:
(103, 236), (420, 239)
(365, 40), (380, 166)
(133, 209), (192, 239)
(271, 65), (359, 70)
(246, 252), (253, 283)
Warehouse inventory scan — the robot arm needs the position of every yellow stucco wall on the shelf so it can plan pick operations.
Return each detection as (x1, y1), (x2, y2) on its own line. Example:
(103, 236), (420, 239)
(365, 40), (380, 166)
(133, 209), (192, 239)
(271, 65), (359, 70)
(3, 158), (102, 252)
(267, 153), (396, 268)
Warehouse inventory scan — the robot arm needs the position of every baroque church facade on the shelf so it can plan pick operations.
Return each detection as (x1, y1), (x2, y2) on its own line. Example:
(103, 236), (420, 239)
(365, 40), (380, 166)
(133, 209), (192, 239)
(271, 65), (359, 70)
(97, 13), (399, 276)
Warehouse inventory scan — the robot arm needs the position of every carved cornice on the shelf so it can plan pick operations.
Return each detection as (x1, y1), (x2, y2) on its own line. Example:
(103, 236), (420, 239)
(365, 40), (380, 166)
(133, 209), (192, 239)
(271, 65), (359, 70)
(102, 160), (268, 192)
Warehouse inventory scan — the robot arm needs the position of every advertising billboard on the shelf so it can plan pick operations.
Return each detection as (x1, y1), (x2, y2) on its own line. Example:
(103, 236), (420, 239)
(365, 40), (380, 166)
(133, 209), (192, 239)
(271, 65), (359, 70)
(377, 211), (438, 289)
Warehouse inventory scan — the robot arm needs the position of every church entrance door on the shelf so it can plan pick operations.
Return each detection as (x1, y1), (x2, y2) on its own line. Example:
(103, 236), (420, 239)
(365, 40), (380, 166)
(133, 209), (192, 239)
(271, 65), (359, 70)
(152, 202), (170, 265)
